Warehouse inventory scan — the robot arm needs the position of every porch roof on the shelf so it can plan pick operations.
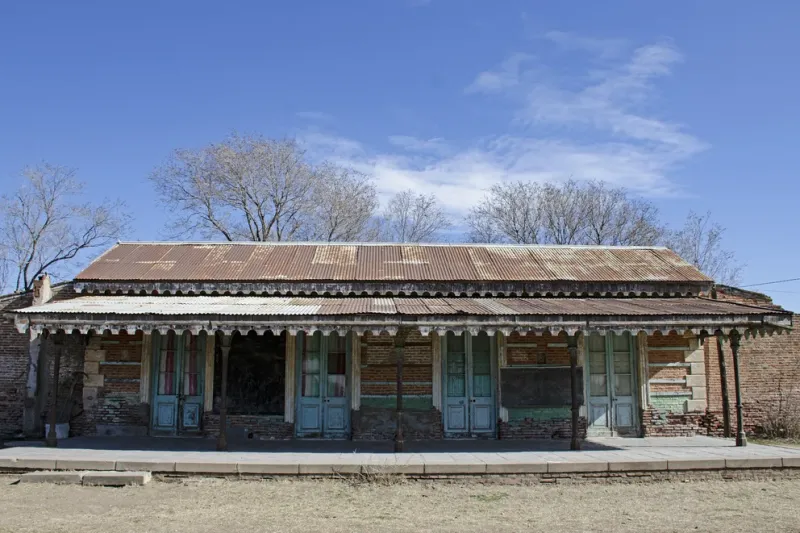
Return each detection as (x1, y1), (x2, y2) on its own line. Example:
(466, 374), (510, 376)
(13, 295), (792, 337)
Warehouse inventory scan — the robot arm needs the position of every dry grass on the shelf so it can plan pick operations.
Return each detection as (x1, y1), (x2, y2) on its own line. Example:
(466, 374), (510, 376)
(752, 438), (800, 449)
(1, 476), (799, 533)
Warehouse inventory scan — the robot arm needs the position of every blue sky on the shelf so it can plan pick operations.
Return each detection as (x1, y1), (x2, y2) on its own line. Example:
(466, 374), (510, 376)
(1, 1), (799, 309)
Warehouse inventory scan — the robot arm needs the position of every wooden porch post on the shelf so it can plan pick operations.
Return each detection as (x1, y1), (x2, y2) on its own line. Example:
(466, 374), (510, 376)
(45, 332), (62, 447)
(216, 333), (231, 451)
(716, 334), (732, 438)
(729, 331), (747, 447)
(568, 333), (581, 451)
(394, 327), (409, 453)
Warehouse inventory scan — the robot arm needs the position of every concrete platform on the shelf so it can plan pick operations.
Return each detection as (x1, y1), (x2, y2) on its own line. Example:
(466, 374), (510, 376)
(2, 436), (799, 477)
(18, 470), (151, 486)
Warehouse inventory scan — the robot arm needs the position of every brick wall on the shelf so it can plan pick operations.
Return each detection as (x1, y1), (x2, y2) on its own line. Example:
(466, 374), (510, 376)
(642, 333), (707, 436)
(203, 413), (293, 440)
(356, 331), (439, 439)
(703, 287), (800, 436)
(705, 325), (800, 436)
(81, 331), (149, 436)
(0, 293), (32, 439)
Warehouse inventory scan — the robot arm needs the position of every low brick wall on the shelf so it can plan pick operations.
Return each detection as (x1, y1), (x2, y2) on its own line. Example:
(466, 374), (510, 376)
(203, 413), (294, 440)
(351, 407), (443, 440)
(499, 417), (587, 439)
(641, 406), (708, 437)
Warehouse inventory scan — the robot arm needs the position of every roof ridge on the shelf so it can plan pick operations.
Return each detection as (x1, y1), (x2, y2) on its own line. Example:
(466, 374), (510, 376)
(115, 240), (670, 250)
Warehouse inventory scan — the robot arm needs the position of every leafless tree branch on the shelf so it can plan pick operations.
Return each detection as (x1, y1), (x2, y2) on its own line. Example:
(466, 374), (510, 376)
(0, 164), (130, 292)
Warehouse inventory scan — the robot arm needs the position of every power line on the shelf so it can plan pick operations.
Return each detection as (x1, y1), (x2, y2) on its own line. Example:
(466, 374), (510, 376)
(741, 277), (800, 288)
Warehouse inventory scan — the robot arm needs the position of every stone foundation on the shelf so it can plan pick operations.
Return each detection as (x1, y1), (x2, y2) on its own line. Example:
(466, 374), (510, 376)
(351, 407), (443, 440)
(499, 417), (587, 439)
(203, 413), (294, 440)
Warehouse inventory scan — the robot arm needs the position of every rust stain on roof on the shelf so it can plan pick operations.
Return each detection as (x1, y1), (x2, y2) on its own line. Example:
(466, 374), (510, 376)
(75, 242), (713, 283)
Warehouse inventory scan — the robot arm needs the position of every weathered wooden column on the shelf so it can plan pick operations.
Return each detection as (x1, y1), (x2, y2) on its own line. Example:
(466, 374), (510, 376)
(568, 333), (581, 451)
(216, 333), (232, 451)
(729, 331), (747, 447)
(394, 327), (410, 453)
(716, 334), (732, 437)
(45, 332), (63, 447)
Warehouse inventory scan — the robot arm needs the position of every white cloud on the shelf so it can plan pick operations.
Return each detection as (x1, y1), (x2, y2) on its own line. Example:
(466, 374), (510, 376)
(465, 53), (533, 94)
(301, 36), (705, 217)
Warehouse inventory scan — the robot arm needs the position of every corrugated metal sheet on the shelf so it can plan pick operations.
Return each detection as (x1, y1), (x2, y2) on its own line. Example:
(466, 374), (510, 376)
(16, 296), (785, 318)
(75, 243), (712, 283)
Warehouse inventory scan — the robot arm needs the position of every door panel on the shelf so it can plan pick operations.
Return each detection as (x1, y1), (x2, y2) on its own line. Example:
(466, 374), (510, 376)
(323, 333), (349, 437)
(587, 334), (610, 432)
(610, 334), (635, 432)
(444, 333), (469, 434)
(153, 331), (179, 432)
(179, 332), (204, 432)
(297, 332), (323, 436)
(470, 333), (495, 434)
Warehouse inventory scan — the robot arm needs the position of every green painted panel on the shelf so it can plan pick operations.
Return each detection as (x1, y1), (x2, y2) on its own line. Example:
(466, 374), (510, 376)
(507, 407), (571, 421)
(650, 396), (687, 414)
(360, 396), (433, 409)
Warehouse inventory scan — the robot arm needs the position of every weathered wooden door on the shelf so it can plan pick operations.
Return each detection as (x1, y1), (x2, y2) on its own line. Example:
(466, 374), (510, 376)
(443, 332), (496, 436)
(151, 331), (206, 434)
(296, 332), (350, 438)
(586, 333), (636, 436)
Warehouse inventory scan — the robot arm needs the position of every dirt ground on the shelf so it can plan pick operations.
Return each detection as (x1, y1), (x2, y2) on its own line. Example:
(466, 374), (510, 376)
(1, 476), (799, 533)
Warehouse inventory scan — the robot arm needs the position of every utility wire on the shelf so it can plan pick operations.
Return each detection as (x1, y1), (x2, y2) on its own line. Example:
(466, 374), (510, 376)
(741, 277), (800, 288)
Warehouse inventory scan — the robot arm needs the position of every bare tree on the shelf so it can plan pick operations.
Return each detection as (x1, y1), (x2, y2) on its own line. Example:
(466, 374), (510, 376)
(468, 182), (543, 244)
(299, 165), (380, 242)
(151, 134), (380, 242)
(540, 181), (589, 244)
(0, 164), (129, 292)
(583, 181), (665, 245)
(381, 190), (451, 243)
(667, 211), (743, 285)
(467, 179), (663, 246)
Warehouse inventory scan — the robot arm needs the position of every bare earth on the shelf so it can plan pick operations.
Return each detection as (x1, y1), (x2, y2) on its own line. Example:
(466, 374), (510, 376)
(1, 476), (799, 533)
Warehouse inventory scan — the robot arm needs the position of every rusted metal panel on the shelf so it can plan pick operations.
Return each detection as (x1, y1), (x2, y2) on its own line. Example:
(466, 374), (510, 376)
(75, 243), (713, 283)
(15, 295), (789, 319)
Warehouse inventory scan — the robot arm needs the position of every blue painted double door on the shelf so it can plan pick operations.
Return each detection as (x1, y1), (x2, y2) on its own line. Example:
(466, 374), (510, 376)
(442, 332), (496, 437)
(151, 331), (206, 434)
(296, 332), (350, 438)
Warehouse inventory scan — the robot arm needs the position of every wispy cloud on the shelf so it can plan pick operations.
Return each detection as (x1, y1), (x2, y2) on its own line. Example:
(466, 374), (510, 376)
(542, 31), (626, 59)
(301, 35), (705, 216)
(465, 53), (533, 94)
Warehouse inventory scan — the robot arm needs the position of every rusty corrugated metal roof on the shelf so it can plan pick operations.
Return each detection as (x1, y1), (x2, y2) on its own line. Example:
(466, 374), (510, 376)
(74, 242), (713, 283)
(15, 295), (786, 318)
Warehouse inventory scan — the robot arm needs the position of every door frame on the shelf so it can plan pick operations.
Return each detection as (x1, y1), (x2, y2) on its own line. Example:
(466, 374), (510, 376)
(584, 332), (639, 436)
(149, 330), (206, 435)
(294, 331), (352, 438)
(440, 331), (498, 438)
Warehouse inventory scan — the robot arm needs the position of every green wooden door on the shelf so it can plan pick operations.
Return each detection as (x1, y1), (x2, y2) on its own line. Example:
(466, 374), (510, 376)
(296, 332), (351, 438)
(443, 332), (496, 436)
(151, 331), (205, 434)
(586, 332), (637, 436)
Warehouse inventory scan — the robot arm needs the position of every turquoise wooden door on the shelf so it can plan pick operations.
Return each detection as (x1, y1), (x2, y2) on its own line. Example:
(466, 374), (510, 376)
(296, 332), (350, 438)
(586, 333), (636, 436)
(443, 332), (496, 436)
(151, 331), (205, 434)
